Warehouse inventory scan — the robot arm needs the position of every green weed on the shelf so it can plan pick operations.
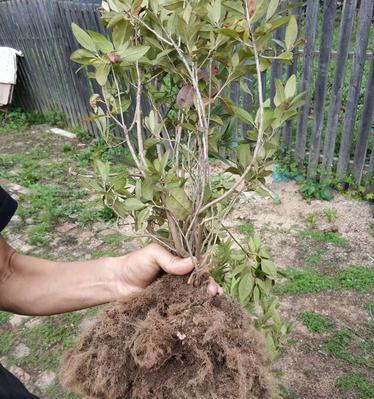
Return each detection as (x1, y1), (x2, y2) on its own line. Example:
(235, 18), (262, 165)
(276, 269), (335, 295)
(237, 222), (254, 236)
(298, 311), (332, 334)
(306, 248), (327, 266)
(305, 213), (318, 230)
(321, 329), (353, 363)
(0, 311), (12, 325)
(298, 228), (347, 247)
(337, 374), (374, 399)
(337, 267), (374, 293)
(323, 208), (338, 223)
(102, 233), (122, 247)
(0, 331), (14, 355)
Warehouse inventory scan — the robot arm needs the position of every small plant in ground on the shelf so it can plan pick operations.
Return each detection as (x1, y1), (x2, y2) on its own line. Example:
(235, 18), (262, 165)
(336, 374), (374, 399)
(237, 221), (255, 236)
(275, 268), (335, 295)
(321, 329), (353, 363)
(305, 213), (318, 230)
(298, 311), (332, 334)
(323, 207), (337, 223)
(337, 266), (374, 293)
(0, 311), (11, 325)
(306, 247), (327, 266)
(300, 179), (333, 201)
(298, 228), (347, 247)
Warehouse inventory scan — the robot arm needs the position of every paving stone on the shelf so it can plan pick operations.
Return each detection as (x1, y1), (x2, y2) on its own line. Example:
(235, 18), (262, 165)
(25, 317), (43, 329)
(9, 366), (31, 384)
(9, 314), (29, 328)
(56, 222), (77, 233)
(35, 371), (56, 391)
(92, 222), (108, 232)
(11, 239), (33, 253)
(13, 343), (31, 359)
(25, 218), (35, 225)
(78, 230), (95, 245)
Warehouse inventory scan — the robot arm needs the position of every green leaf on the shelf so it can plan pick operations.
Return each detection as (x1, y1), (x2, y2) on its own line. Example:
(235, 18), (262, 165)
(95, 160), (110, 184)
(238, 273), (254, 304)
(274, 79), (285, 106)
(253, 285), (260, 304)
(232, 106), (254, 125)
(135, 207), (152, 231)
(95, 63), (110, 85)
(72, 23), (96, 52)
(117, 45), (150, 63)
(285, 74), (296, 98)
(261, 259), (277, 277)
(165, 187), (192, 220)
(238, 143), (252, 168)
(266, 0), (279, 20)
(70, 49), (95, 65)
(88, 31), (114, 53)
(123, 198), (146, 211)
(251, 0), (270, 24)
(285, 15), (298, 50)
(141, 179), (156, 201)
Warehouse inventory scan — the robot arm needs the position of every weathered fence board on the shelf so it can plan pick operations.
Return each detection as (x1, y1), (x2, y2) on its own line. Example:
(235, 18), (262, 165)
(336, 0), (374, 176)
(322, 0), (358, 172)
(307, 0), (337, 179)
(0, 0), (372, 187)
(294, 0), (320, 162)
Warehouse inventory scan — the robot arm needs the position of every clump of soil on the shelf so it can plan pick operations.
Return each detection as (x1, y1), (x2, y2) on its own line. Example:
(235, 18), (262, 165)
(60, 274), (274, 399)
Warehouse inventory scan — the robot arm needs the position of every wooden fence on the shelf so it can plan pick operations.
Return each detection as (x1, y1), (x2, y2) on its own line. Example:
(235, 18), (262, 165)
(0, 0), (373, 185)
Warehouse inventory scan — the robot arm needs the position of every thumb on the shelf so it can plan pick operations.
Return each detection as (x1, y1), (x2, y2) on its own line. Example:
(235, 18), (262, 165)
(158, 251), (196, 276)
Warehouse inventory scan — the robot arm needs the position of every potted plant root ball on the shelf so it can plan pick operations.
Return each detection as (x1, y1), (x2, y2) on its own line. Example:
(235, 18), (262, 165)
(61, 0), (302, 397)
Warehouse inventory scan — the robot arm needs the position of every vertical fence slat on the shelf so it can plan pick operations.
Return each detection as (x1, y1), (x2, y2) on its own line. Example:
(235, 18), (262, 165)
(281, 0), (301, 153)
(294, 0), (320, 163)
(352, 57), (374, 183)
(307, 0), (337, 178)
(322, 0), (358, 172)
(336, 0), (374, 176)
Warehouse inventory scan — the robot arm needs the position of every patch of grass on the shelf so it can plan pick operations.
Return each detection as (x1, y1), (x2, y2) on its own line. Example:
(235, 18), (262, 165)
(0, 311), (11, 325)
(305, 213), (318, 230)
(0, 331), (14, 355)
(323, 208), (337, 223)
(275, 268), (335, 295)
(298, 311), (332, 334)
(278, 385), (300, 399)
(102, 233), (122, 247)
(337, 266), (374, 293)
(363, 302), (374, 314)
(26, 222), (51, 246)
(237, 222), (255, 236)
(298, 228), (347, 247)
(321, 329), (353, 363)
(22, 315), (81, 371)
(91, 248), (120, 259)
(305, 248), (326, 266)
(337, 374), (374, 399)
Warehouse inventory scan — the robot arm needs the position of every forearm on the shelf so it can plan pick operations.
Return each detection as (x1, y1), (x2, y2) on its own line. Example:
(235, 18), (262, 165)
(0, 249), (126, 316)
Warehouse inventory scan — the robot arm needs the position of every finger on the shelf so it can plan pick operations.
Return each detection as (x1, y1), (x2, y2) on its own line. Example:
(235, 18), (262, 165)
(155, 246), (196, 275)
(207, 278), (224, 296)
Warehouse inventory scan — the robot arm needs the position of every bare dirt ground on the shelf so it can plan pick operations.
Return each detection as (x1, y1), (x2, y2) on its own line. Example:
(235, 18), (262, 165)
(0, 127), (373, 398)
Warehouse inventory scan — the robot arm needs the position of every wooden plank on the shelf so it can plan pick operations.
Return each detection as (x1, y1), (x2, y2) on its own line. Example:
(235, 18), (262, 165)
(352, 57), (374, 183)
(336, 0), (374, 176)
(307, 0), (337, 178)
(322, 0), (358, 172)
(281, 0), (302, 153)
(294, 0), (320, 162)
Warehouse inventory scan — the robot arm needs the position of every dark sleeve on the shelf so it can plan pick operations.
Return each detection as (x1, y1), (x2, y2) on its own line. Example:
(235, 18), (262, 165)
(0, 363), (39, 399)
(0, 186), (18, 232)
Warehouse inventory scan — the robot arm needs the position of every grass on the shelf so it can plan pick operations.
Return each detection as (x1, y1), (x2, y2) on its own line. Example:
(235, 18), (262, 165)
(276, 266), (374, 295)
(0, 331), (14, 356)
(298, 311), (333, 334)
(21, 313), (83, 371)
(338, 266), (374, 293)
(275, 269), (335, 295)
(337, 374), (374, 399)
(321, 329), (354, 363)
(0, 311), (11, 325)
(237, 222), (255, 236)
(298, 228), (347, 247)
(305, 247), (327, 266)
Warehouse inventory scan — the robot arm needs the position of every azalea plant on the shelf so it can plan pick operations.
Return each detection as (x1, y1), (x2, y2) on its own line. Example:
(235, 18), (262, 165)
(71, 0), (303, 354)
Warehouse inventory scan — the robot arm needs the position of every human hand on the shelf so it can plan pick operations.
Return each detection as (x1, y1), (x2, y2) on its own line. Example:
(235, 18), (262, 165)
(114, 243), (223, 297)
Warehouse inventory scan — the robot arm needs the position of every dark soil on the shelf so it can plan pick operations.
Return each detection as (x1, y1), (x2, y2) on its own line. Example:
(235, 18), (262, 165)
(60, 274), (274, 399)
